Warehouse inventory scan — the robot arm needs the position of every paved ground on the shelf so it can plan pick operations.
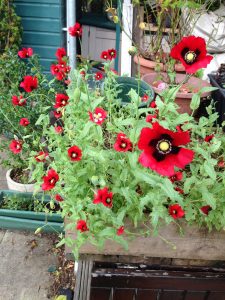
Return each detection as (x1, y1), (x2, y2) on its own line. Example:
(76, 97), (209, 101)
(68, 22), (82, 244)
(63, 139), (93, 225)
(0, 154), (58, 299)
(0, 230), (57, 300)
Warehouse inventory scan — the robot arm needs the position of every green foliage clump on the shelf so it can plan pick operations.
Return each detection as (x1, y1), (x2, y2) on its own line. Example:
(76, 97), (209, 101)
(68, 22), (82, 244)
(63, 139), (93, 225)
(0, 0), (22, 53)
(29, 59), (225, 257)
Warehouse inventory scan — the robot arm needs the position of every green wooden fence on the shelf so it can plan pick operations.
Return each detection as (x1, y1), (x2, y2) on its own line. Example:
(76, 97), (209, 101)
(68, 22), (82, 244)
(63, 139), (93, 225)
(14, 0), (66, 72)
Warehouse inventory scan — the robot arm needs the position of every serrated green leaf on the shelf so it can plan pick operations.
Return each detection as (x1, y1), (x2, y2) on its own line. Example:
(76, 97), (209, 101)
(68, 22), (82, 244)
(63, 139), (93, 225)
(190, 93), (200, 110)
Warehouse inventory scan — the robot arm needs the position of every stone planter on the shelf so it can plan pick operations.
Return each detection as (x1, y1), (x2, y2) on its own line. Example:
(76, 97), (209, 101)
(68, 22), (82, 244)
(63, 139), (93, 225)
(133, 55), (185, 77)
(0, 190), (63, 233)
(142, 72), (212, 115)
(6, 169), (35, 193)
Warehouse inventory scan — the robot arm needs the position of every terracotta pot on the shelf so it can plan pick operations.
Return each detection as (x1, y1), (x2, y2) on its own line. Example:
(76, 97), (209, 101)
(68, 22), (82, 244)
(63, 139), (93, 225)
(134, 55), (185, 77)
(142, 72), (212, 115)
(6, 169), (35, 193)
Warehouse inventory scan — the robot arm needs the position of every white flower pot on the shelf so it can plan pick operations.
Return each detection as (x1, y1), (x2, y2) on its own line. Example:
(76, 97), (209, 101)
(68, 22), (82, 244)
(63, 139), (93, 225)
(6, 169), (35, 193)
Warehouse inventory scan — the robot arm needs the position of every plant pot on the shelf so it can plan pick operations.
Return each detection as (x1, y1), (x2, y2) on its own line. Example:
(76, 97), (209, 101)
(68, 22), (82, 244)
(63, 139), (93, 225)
(6, 169), (35, 193)
(65, 219), (225, 261)
(208, 74), (225, 128)
(115, 76), (155, 107)
(142, 72), (212, 115)
(0, 190), (63, 233)
(133, 55), (185, 77)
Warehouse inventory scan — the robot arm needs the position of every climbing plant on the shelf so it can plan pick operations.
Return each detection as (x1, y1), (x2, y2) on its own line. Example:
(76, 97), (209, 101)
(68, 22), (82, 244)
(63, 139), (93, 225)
(0, 0), (22, 53)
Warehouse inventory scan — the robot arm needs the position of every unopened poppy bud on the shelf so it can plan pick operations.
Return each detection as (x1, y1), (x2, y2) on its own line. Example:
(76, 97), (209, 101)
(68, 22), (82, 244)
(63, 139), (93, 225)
(128, 46), (138, 56)
(139, 22), (146, 30)
(74, 87), (81, 101)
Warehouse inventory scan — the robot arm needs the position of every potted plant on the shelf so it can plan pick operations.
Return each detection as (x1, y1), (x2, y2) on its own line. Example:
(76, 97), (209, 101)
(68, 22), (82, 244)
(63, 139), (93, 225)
(208, 64), (225, 128)
(142, 35), (214, 114)
(0, 47), (68, 192)
(27, 40), (225, 259)
(0, 190), (63, 233)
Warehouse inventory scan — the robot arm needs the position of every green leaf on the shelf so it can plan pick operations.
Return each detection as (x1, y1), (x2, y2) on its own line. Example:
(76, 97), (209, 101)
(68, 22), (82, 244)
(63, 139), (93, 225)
(190, 93), (200, 111)
(198, 86), (218, 95)
(204, 161), (216, 181)
(200, 186), (216, 209)
(98, 227), (115, 237)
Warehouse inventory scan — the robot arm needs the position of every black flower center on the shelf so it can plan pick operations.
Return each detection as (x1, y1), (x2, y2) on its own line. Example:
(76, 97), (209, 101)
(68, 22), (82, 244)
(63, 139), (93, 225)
(181, 47), (200, 65)
(173, 210), (177, 215)
(156, 140), (172, 154)
(150, 134), (180, 162)
(106, 198), (111, 204)
(121, 142), (127, 148)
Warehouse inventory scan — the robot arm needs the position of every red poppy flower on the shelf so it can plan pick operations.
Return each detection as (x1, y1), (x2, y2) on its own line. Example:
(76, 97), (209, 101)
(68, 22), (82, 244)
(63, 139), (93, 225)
(146, 114), (157, 123)
(168, 204), (185, 219)
(218, 159), (225, 168)
(141, 94), (149, 102)
(101, 51), (110, 60)
(170, 36), (213, 74)
(42, 169), (59, 191)
(53, 110), (62, 119)
(19, 118), (30, 127)
(55, 126), (63, 134)
(93, 187), (113, 208)
(80, 70), (86, 78)
(9, 140), (22, 154)
(35, 151), (48, 162)
(55, 47), (66, 61)
(68, 145), (82, 161)
(175, 187), (184, 194)
(20, 75), (38, 93)
(149, 101), (157, 108)
(12, 95), (26, 106)
(117, 226), (124, 236)
(64, 79), (71, 85)
(89, 107), (107, 125)
(55, 194), (64, 202)
(68, 22), (82, 37)
(76, 220), (88, 232)
(204, 134), (214, 142)
(138, 122), (194, 176)
(95, 72), (103, 81)
(200, 205), (212, 215)
(51, 64), (63, 77)
(169, 171), (183, 183)
(18, 47), (33, 58)
(108, 49), (117, 60)
(114, 133), (133, 152)
(54, 93), (69, 108)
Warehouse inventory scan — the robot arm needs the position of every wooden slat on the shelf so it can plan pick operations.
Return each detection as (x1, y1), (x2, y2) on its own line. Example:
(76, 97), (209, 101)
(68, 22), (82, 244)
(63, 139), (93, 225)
(159, 290), (185, 300)
(22, 32), (62, 46)
(207, 292), (225, 300)
(136, 289), (158, 300)
(15, 3), (61, 19)
(21, 18), (61, 33)
(90, 288), (111, 300)
(74, 260), (93, 300)
(16, 0), (61, 3)
(113, 289), (134, 300)
(184, 291), (207, 300)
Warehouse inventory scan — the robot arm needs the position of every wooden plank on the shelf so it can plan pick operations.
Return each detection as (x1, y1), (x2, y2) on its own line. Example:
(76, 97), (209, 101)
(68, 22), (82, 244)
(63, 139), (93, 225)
(16, 0), (61, 3)
(22, 45), (59, 59)
(159, 290), (185, 300)
(22, 32), (62, 46)
(21, 18), (61, 33)
(208, 292), (225, 300)
(74, 260), (93, 300)
(136, 289), (158, 300)
(90, 288), (111, 300)
(184, 291), (207, 300)
(15, 3), (61, 19)
(114, 289), (134, 300)
(66, 220), (225, 261)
